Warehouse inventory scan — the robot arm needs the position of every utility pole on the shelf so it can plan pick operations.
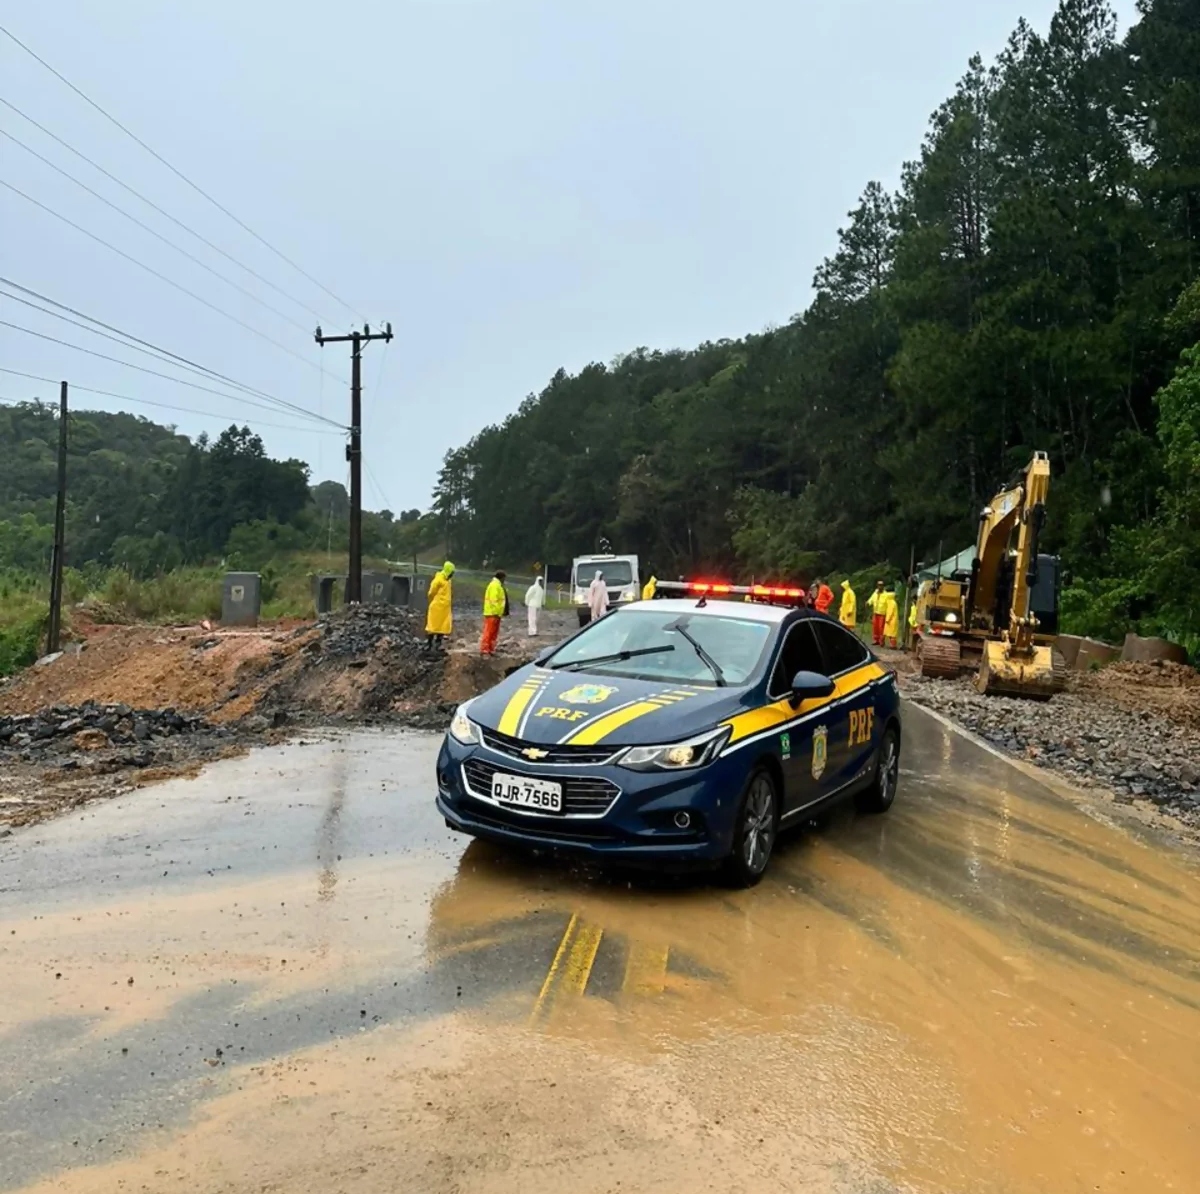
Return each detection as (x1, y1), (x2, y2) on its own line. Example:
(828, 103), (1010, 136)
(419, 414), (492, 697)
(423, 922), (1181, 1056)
(46, 380), (68, 653)
(314, 323), (392, 602)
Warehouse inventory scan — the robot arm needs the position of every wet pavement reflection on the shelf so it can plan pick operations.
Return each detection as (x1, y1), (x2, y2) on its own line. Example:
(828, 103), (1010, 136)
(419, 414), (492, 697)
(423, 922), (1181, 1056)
(1, 710), (1198, 1192)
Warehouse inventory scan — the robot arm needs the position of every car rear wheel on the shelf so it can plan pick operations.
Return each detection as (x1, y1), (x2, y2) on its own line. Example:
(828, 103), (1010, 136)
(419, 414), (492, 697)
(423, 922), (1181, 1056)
(724, 766), (779, 887)
(856, 726), (899, 814)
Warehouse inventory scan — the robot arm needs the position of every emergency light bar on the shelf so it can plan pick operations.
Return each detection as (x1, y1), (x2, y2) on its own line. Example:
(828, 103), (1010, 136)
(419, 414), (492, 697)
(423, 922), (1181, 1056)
(655, 580), (807, 605)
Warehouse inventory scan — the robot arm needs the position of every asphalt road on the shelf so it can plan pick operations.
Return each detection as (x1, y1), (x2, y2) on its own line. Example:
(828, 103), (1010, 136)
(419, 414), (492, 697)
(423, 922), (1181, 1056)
(1, 707), (1198, 1193)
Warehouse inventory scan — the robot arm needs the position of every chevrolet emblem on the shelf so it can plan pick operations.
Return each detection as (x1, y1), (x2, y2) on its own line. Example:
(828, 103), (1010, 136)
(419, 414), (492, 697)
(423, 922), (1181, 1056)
(521, 747), (550, 760)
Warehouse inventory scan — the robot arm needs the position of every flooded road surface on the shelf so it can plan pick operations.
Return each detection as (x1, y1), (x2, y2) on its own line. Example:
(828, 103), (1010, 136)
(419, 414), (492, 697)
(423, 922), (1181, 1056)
(2, 707), (1198, 1193)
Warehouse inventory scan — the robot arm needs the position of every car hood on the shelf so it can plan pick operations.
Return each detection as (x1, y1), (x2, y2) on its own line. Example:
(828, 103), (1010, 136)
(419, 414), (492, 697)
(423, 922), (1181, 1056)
(466, 665), (756, 747)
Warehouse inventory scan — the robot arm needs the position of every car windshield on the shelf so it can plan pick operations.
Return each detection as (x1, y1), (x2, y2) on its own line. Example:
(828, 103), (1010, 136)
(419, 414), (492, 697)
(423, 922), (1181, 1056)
(573, 561), (633, 588)
(546, 608), (772, 686)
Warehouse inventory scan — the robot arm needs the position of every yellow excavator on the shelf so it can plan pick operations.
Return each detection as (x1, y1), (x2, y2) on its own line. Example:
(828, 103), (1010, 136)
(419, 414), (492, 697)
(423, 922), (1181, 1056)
(916, 451), (1065, 699)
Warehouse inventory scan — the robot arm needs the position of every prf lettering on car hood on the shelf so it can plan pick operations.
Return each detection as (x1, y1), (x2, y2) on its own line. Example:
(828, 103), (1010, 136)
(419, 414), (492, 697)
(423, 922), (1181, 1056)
(534, 706), (589, 722)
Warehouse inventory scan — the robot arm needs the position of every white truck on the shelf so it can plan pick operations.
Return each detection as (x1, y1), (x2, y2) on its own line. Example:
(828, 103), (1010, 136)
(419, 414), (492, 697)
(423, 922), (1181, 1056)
(570, 553), (641, 626)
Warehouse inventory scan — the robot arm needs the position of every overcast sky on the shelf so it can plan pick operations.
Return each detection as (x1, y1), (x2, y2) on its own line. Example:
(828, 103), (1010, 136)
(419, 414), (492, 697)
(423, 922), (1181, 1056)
(1, 0), (1137, 513)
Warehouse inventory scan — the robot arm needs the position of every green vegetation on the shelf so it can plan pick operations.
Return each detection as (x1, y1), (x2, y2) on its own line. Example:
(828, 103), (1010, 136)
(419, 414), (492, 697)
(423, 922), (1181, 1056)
(4, 0), (1197, 666)
(429, 0), (1200, 654)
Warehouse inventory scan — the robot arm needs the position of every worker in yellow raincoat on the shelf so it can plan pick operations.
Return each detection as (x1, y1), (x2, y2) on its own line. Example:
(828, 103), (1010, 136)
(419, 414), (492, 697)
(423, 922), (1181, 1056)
(838, 579), (856, 630)
(424, 561), (454, 652)
(641, 575), (658, 601)
(882, 589), (900, 649)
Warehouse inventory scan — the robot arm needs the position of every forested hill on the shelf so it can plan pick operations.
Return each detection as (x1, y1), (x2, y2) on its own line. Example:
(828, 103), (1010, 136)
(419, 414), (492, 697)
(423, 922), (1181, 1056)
(0, 402), (414, 576)
(432, 0), (1200, 651)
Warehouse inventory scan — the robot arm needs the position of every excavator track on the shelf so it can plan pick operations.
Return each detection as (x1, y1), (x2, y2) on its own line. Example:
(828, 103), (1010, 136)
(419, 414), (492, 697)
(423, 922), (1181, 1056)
(1051, 648), (1069, 693)
(918, 637), (962, 680)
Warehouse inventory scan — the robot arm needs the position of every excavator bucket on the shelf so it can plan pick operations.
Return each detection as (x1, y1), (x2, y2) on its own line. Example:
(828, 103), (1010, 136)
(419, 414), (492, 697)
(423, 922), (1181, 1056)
(975, 640), (1065, 700)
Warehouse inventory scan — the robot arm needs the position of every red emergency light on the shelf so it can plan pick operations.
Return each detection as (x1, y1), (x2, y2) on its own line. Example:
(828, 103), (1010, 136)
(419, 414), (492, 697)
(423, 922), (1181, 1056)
(657, 580), (807, 606)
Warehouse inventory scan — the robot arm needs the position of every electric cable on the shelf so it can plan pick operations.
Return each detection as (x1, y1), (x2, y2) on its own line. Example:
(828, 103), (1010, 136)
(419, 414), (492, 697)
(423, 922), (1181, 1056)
(0, 22), (365, 322)
(0, 177), (342, 383)
(0, 94), (329, 323)
(0, 321), (347, 427)
(1, 126), (313, 333)
(0, 279), (341, 426)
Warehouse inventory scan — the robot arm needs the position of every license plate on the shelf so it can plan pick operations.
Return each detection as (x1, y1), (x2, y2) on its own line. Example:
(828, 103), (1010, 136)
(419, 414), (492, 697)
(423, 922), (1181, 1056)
(491, 772), (563, 813)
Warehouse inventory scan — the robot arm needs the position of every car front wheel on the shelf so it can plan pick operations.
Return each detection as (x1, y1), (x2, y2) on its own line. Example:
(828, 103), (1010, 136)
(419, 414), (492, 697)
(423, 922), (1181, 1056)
(724, 766), (779, 887)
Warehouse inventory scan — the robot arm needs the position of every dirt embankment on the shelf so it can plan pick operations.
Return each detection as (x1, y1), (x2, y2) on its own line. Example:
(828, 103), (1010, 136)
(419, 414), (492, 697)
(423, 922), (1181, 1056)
(903, 660), (1200, 832)
(0, 605), (572, 829)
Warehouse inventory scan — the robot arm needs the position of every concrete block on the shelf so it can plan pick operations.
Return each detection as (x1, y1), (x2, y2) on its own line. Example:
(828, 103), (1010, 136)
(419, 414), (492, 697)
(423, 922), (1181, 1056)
(1121, 633), (1189, 666)
(312, 575), (344, 615)
(1074, 637), (1120, 671)
(390, 574), (412, 607)
(1055, 634), (1083, 669)
(222, 572), (262, 627)
(361, 571), (391, 604)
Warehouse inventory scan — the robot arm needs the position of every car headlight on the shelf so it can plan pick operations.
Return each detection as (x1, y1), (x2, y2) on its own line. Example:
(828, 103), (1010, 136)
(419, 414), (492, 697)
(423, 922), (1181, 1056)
(449, 702), (480, 746)
(617, 725), (732, 771)
(944, 612), (959, 623)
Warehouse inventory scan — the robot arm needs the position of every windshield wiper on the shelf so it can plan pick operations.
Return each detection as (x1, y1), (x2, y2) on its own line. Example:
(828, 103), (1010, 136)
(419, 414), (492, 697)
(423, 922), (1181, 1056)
(664, 618), (726, 686)
(549, 645), (676, 672)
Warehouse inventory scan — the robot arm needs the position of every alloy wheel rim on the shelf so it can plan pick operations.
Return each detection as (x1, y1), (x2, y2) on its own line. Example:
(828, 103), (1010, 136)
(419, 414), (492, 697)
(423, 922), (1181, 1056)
(882, 738), (898, 802)
(742, 776), (776, 872)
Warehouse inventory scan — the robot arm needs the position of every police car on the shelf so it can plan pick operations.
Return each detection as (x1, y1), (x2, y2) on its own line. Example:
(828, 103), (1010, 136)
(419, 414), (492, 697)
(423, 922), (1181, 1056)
(435, 583), (901, 885)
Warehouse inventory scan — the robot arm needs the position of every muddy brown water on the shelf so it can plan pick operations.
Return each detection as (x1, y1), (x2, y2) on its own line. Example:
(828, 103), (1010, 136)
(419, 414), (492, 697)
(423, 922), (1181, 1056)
(1, 707), (1197, 1193)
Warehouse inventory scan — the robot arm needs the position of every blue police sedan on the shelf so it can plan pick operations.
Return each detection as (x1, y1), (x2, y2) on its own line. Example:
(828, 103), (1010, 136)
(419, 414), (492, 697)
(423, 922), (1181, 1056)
(435, 591), (901, 885)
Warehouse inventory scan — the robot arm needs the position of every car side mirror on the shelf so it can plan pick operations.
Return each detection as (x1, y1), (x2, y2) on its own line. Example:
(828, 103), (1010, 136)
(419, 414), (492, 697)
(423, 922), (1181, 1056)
(790, 669), (835, 706)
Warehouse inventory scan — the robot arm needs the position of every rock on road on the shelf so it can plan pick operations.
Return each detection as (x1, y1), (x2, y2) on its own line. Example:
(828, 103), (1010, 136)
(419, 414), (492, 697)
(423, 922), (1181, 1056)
(1, 707), (1198, 1193)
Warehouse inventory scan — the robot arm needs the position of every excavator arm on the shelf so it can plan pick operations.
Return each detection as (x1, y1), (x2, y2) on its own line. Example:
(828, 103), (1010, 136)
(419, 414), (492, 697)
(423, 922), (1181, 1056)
(972, 451), (1060, 698)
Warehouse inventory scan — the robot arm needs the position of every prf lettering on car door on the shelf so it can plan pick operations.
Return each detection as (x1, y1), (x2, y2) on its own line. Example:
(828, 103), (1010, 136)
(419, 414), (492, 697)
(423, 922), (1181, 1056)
(848, 706), (875, 746)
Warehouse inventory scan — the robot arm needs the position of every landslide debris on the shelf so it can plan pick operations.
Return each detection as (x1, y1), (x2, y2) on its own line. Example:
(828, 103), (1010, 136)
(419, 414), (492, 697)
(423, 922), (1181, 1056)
(0, 604), (562, 828)
(0, 701), (251, 828)
(905, 673), (1200, 831)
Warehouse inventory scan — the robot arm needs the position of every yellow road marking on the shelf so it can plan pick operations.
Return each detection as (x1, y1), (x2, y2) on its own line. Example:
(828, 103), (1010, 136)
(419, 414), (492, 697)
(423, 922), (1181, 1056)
(623, 941), (669, 996)
(529, 915), (604, 1024)
(529, 913), (578, 1025)
(561, 921), (603, 993)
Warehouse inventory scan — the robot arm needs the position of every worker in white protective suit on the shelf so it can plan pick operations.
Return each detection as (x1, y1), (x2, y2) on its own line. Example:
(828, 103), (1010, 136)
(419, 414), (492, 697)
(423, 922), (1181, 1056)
(525, 575), (545, 636)
(587, 571), (608, 623)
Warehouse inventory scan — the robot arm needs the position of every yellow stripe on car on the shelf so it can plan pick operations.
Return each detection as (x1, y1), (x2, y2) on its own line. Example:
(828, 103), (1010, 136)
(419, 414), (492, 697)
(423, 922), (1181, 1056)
(497, 674), (545, 736)
(564, 700), (668, 745)
(723, 662), (884, 744)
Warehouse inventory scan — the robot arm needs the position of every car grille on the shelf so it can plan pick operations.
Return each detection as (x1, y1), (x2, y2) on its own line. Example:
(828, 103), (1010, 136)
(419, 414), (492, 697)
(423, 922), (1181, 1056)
(462, 757), (620, 817)
(480, 727), (618, 766)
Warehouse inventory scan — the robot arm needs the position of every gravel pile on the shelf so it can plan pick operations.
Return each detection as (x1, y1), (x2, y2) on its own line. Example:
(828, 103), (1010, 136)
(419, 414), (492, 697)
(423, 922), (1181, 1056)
(0, 702), (232, 768)
(905, 676), (1200, 829)
(316, 603), (423, 660)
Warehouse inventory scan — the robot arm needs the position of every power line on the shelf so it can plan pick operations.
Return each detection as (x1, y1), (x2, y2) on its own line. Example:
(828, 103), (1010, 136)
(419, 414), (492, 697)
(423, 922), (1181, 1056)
(0, 278), (341, 426)
(0, 319), (347, 427)
(365, 335), (390, 414)
(1, 126), (313, 334)
(0, 94), (329, 323)
(0, 377), (343, 434)
(0, 177), (342, 383)
(364, 457), (395, 513)
(0, 22), (365, 322)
